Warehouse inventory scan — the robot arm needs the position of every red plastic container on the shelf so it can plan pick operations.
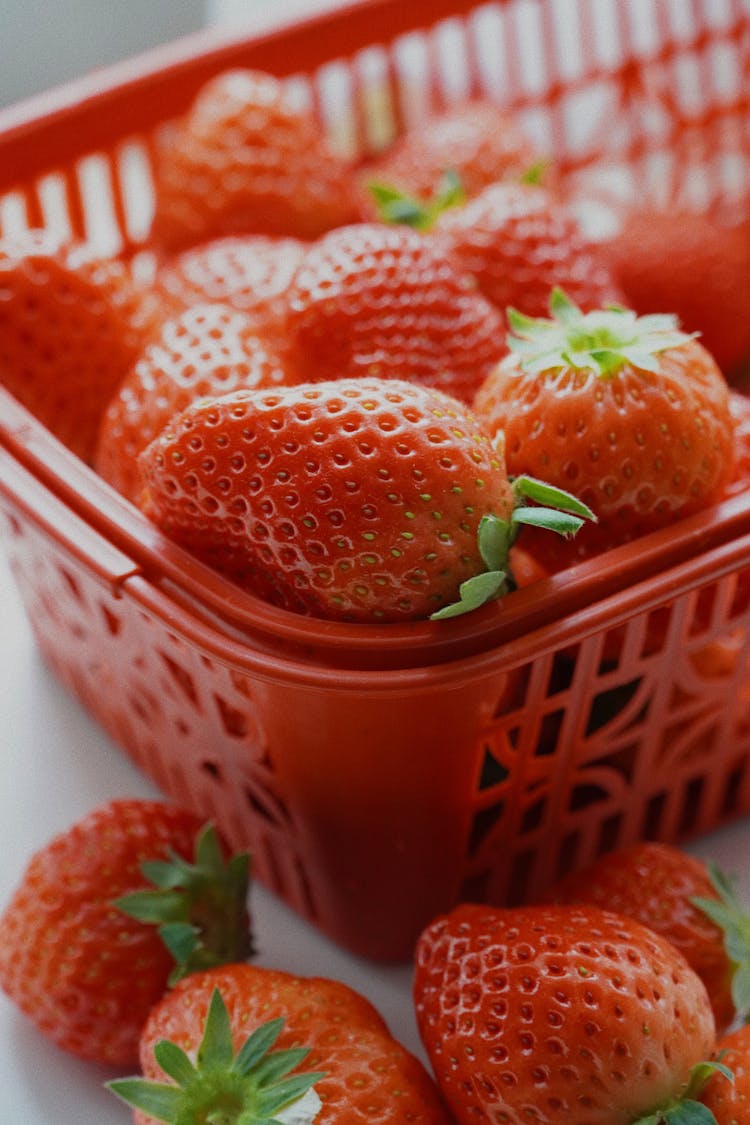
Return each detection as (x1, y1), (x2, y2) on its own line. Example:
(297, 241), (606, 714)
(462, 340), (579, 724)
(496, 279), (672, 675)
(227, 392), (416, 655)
(1, 0), (750, 961)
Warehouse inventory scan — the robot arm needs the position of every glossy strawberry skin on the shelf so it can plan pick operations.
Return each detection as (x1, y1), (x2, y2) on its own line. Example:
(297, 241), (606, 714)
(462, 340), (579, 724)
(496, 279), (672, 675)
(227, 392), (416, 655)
(414, 902), (716, 1125)
(0, 229), (162, 462)
(150, 70), (362, 253)
(360, 99), (540, 206)
(545, 842), (736, 1034)
(95, 302), (296, 503)
(602, 208), (750, 376)
(432, 182), (622, 321)
(473, 338), (734, 559)
(700, 1023), (750, 1120)
(0, 800), (208, 1066)
(134, 963), (452, 1125)
(286, 223), (506, 403)
(138, 378), (514, 621)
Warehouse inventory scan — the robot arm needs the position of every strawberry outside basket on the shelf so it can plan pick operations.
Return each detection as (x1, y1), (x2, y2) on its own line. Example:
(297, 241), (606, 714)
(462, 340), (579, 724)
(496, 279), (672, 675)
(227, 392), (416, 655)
(1, 0), (750, 962)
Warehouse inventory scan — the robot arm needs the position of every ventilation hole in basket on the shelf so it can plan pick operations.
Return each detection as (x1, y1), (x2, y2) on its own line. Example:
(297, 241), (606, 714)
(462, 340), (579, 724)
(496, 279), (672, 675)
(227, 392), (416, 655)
(549, 651), (578, 693)
(58, 566), (84, 605)
(535, 710), (564, 756)
(460, 869), (491, 904)
(689, 585), (718, 636)
(643, 792), (668, 839)
(730, 572), (750, 618)
(568, 782), (610, 813)
(598, 813), (624, 856)
(468, 801), (504, 857)
(201, 760), (223, 782)
(159, 652), (199, 705)
(520, 797), (547, 835)
(507, 850), (537, 905)
(214, 695), (248, 738)
(586, 679), (644, 736)
(721, 760), (747, 816)
(479, 747), (510, 790)
(679, 776), (705, 834)
(244, 785), (289, 828)
(100, 605), (121, 636)
(598, 743), (639, 785)
(554, 833), (581, 883)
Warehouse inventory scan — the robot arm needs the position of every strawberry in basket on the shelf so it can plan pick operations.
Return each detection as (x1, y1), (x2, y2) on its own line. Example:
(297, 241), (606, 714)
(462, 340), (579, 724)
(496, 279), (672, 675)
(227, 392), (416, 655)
(0, 229), (162, 462)
(95, 302), (297, 503)
(0, 800), (253, 1066)
(414, 901), (728, 1125)
(473, 289), (735, 569)
(700, 1023), (750, 1121)
(109, 965), (452, 1124)
(149, 70), (363, 253)
(545, 841), (750, 1035)
(137, 377), (593, 623)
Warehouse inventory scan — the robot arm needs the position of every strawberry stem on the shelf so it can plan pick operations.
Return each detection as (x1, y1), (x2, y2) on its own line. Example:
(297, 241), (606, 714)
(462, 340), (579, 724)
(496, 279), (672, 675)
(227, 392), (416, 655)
(692, 864), (750, 1022)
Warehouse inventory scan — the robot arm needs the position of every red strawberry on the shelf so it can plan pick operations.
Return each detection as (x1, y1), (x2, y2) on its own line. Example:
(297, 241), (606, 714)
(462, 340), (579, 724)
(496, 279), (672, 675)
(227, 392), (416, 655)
(601, 206), (750, 377)
(150, 69), (362, 253)
(95, 302), (296, 503)
(0, 229), (162, 461)
(432, 181), (623, 322)
(414, 901), (718, 1125)
(546, 842), (750, 1034)
(473, 289), (734, 564)
(286, 222), (506, 402)
(701, 1023), (750, 1120)
(360, 99), (543, 208)
(0, 800), (252, 1066)
(109, 964), (452, 1124)
(137, 376), (593, 621)
(725, 389), (750, 498)
(155, 233), (306, 340)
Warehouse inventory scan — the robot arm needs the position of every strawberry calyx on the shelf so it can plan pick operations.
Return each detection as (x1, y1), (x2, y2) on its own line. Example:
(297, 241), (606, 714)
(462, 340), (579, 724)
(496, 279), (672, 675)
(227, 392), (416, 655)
(113, 823), (253, 986)
(368, 170), (465, 230)
(507, 287), (697, 377)
(430, 474), (596, 619)
(692, 863), (750, 1022)
(108, 987), (325, 1124)
(632, 1059), (732, 1124)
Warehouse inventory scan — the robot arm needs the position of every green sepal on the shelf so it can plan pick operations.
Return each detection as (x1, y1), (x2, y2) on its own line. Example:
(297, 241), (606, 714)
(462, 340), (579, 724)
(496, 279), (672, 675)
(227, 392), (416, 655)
(430, 569), (509, 620)
(510, 474), (597, 522)
(107, 989), (325, 1125)
(691, 863), (750, 1022)
(112, 823), (254, 986)
(506, 287), (697, 378)
(511, 506), (585, 537)
(632, 1059), (732, 1125)
(368, 169), (465, 230)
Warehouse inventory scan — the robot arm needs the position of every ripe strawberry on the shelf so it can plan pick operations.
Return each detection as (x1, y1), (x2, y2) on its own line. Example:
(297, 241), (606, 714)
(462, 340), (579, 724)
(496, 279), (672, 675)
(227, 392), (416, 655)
(360, 99), (543, 208)
(725, 389), (750, 498)
(414, 901), (718, 1125)
(473, 289), (734, 564)
(0, 800), (252, 1066)
(546, 842), (750, 1034)
(286, 223), (506, 402)
(601, 206), (750, 376)
(137, 377), (592, 622)
(432, 181), (623, 322)
(155, 233), (306, 340)
(95, 302), (296, 503)
(701, 1023), (750, 1121)
(149, 69), (362, 253)
(109, 964), (453, 1124)
(0, 228), (162, 462)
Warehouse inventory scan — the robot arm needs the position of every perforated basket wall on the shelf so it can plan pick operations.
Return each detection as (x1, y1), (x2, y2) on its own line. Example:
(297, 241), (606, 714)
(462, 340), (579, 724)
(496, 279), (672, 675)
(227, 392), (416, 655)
(1, 0), (750, 960)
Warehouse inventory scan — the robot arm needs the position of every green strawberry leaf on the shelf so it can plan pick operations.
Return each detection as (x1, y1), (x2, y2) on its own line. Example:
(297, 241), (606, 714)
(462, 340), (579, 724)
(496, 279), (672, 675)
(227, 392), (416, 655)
(511, 506), (585, 537)
(691, 863), (750, 1022)
(632, 1059), (732, 1125)
(107, 989), (325, 1124)
(112, 823), (254, 985)
(369, 169), (465, 230)
(430, 569), (509, 620)
(510, 474), (597, 521)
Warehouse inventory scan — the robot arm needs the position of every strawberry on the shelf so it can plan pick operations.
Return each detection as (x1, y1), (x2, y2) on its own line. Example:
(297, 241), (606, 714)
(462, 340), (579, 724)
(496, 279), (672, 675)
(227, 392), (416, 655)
(95, 302), (296, 503)
(725, 389), (750, 498)
(0, 800), (252, 1066)
(360, 99), (544, 209)
(155, 233), (306, 341)
(545, 842), (750, 1034)
(286, 222), (506, 402)
(137, 377), (592, 622)
(109, 964), (453, 1124)
(601, 206), (750, 377)
(0, 228), (162, 462)
(414, 901), (720, 1125)
(701, 1023), (750, 1121)
(473, 289), (734, 564)
(149, 69), (362, 253)
(431, 181), (623, 322)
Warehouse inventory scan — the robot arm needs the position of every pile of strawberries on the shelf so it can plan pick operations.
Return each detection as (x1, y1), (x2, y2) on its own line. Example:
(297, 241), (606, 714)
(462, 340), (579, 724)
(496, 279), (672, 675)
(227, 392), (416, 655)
(2, 796), (750, 1123)
(2, 66), (749, 624)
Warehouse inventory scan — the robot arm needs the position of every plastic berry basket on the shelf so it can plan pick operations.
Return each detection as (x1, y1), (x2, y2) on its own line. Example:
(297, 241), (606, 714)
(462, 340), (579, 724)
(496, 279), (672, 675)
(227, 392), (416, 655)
(2, 0), (750, 962)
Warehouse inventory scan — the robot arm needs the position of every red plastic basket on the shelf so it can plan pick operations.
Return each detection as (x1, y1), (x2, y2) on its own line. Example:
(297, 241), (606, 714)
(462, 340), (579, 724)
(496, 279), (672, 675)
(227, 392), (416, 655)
(1, 0), (750, 961)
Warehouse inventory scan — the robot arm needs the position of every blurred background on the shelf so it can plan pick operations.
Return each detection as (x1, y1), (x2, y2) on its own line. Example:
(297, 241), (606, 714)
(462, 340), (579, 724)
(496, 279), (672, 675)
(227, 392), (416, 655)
(0, 0), (344, 107)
